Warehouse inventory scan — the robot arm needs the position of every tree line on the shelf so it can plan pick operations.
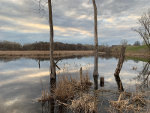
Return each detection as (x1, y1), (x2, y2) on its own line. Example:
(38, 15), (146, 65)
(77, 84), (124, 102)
(0, 41), (95, 51)
(0, 40), (113, 54)
(0, 40), (145, 52)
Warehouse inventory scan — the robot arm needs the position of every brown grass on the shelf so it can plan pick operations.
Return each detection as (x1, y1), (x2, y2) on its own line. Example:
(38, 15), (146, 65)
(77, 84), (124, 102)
(0, 51), (93, 55)
(69, 93), (96, 113)
(109, 91), (150, 113)
(54, 75), (92, 102)
(125, 52), (150, 59)
(53, 75), (95, 113)
(38, 74), (92, 103)
(54, 76), (77, 102)
(0, 51), (94, 59)
(37, 73), (94, 113)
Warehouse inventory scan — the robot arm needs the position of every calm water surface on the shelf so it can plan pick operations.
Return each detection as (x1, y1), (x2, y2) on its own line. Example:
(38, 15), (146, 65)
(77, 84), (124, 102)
(0, 56), (147, 113)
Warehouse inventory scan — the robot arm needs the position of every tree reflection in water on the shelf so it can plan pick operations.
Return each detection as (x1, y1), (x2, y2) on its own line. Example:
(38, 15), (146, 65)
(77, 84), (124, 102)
(137, 60), (150, 89)
(40, 78), (56, 113)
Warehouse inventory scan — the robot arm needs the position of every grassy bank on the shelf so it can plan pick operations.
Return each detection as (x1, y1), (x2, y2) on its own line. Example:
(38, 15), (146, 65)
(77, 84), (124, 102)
(125, 45), (150, 59)
(126, 45), (149, 53)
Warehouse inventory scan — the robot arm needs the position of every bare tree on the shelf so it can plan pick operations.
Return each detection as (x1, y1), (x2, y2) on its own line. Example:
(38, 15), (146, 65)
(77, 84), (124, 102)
(92, 0), (99, 90)
(37, 0), (56, 80)
(48, 0), (56, 81)
(134, 9), (150, 49)
(47, 1), (56, 113)
(114, 41), (127, 91)
(92, 0), (98, 50)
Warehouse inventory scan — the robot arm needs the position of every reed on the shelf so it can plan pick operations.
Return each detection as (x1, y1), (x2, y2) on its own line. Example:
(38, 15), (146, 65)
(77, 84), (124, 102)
(109, 91), (150, 113)
(38, 73), (92, 103)
(54, 74), (92, 102)
(69, 93), (96, 113)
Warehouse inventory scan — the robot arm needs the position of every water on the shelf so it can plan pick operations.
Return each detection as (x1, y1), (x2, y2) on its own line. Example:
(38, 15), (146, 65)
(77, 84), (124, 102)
(0, 56), (148, 113)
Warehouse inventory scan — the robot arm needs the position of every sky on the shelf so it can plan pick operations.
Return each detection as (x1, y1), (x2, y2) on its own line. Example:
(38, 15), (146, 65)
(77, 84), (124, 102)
(0, 0), (150, 45)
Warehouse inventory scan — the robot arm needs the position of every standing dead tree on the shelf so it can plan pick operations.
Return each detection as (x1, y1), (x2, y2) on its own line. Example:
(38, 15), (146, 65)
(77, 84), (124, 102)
(37, 1), (56, 112)
(48, 1), (56, 113)
(37, 0), (57, 84)
(48, 0), (56, 81)
(114, 45), (126, 91)
(92, 0), (99, 90)
(37, 0), (57, 80)
(134, 9), (150, 49)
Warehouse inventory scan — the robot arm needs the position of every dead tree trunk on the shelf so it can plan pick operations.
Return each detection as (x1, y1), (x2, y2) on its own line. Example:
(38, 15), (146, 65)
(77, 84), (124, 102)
(48, 0), (56, 80)
(92, 0), (98, 77)
(48, 1), (56, 112)
(92, 0), (98, 50)
(92, 0), (99, 90)
(114, 46), (126, 91)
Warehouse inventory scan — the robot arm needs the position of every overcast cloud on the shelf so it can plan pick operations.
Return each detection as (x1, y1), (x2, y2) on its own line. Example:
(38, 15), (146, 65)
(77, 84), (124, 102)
(0, 0), (150, 45)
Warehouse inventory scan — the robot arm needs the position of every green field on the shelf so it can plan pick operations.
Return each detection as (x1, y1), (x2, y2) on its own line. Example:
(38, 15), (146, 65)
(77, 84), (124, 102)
(125, 45), (149, 60)
(126, 45), (149, 53)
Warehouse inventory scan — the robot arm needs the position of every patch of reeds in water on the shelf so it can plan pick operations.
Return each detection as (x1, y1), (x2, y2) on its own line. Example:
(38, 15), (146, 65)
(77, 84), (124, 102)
(38, 73), (93, 112)
(69, 93), (96, 113)
(54, 74), (92, 102)
(109, 91), (150, 113)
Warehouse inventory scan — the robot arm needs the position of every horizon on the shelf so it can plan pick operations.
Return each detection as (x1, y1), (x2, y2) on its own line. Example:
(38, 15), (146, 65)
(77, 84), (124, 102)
(0, 40), (142, 46)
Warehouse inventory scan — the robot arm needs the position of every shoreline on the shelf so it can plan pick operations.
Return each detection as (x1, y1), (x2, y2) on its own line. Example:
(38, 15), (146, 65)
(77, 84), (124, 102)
(0, 50), (149, 60)
(0, 51), (94, 59)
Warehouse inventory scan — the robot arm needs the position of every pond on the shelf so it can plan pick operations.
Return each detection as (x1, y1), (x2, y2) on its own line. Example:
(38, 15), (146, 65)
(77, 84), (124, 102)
(0, 56), (149, 113)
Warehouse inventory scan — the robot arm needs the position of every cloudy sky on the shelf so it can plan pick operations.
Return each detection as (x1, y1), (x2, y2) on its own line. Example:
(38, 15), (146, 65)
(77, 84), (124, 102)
(0, 0), (150, 45)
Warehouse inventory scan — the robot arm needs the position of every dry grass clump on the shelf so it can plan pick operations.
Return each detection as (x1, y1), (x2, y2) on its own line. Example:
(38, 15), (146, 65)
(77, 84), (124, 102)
(54, 76), (77, 102)
(38, 74), (92, 104)
(53, 75), (95, 112)
(109, 91), (150, 113)
(54, 75), (92, 102)
(76, 74), (93, 91)
(37, 73), (94, 112)
(69, 93), (96, 113)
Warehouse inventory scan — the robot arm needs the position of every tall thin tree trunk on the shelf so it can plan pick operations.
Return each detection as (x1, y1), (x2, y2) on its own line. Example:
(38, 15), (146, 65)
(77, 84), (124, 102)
(92, 0), (98, 51)
(92, 0), (99, 90)
(48, 0), (56, 80)
(48, 1), (56, 113)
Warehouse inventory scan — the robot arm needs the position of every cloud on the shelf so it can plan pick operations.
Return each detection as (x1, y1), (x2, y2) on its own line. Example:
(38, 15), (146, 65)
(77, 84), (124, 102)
(0, 0), (150, 45)
(0, 14), (92, 39)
